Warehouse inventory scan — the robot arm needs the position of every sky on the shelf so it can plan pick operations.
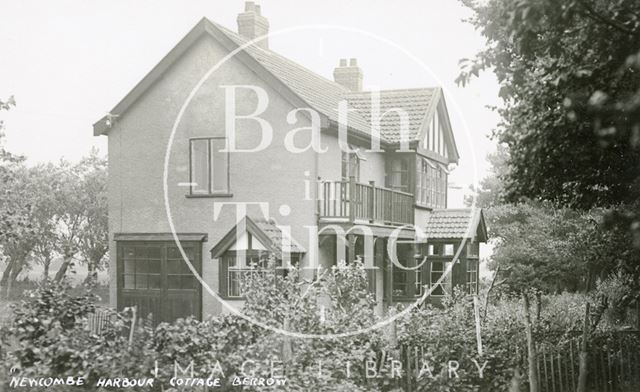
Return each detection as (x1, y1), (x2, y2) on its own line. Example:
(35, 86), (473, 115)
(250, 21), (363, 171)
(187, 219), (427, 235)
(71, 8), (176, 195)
(0, 0), (501, 207)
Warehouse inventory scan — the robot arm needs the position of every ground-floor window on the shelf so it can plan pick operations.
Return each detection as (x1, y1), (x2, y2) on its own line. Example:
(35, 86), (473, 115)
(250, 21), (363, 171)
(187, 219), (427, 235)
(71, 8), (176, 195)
(116, 238), (203, 324)
(391, 243), (424, 299)
(221, 250), (302, 298)
(430, 261), (449, 296)
(223, 250), (269, 298)
(467, 259), (478, 294)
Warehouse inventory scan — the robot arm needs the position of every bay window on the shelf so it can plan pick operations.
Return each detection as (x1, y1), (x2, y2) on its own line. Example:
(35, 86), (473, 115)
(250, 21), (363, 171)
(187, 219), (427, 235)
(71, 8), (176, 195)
(415, 157), (447, 208)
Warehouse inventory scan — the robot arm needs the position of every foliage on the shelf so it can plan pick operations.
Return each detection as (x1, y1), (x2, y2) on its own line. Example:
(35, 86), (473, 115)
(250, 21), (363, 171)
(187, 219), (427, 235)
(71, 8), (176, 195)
(3, 267), (634, 391)
(241, 260), (386, 391)
(1, 282), (154, 390)
(0, 146), (108, 288)
(465, 144), (509, 209)
(1, 263), (388, 391)
(0, 96), (32, 246)
(487, 202), (589, 293)
(74, 150), (109, 285)
(459, 0), (640, 210)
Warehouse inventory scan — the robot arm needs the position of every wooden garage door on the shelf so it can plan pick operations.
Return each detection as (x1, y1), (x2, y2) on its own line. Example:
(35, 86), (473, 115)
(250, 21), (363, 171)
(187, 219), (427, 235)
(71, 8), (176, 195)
(117, 241), (202, 325)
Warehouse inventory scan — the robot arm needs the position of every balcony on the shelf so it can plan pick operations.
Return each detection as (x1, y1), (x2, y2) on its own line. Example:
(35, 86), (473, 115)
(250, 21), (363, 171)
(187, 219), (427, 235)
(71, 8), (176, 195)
(318, 177), (415, 226)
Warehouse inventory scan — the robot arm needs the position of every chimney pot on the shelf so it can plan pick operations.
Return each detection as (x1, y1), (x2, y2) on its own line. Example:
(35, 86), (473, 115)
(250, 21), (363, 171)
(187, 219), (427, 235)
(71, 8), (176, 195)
(237, 2), (269, 50)
(333, 58), (363, 91)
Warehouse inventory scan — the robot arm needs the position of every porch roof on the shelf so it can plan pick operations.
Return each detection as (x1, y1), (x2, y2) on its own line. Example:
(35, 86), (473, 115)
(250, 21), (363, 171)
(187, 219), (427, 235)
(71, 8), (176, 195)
(210, 216), (306, 258)
(424, 208), (487, 242)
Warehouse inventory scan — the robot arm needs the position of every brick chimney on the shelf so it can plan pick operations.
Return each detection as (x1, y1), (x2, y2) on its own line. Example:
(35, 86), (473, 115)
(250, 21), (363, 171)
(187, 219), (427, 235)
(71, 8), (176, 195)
(333, 58), (363, 91)
(237, 1), (269, 50)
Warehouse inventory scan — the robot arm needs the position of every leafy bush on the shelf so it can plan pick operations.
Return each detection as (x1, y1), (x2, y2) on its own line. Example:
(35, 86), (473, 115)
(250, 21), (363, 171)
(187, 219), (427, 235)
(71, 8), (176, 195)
(2, 267), (617, 391)
(1, 282), (155, 390)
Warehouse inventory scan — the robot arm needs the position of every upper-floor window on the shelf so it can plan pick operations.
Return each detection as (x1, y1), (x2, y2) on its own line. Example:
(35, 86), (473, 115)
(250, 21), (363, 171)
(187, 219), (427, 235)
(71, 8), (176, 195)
(189, 137), (229, 195)
(341, 145), (361, 182)
(416, 157), (446, 208)
(387, 158), (410, 193)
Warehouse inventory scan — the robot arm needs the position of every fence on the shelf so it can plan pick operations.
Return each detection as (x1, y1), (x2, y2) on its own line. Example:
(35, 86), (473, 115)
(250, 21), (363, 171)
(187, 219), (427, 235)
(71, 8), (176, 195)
(87, 307), (114, 334)
(393, 331), (640, 392)
(536, 331), (640, 392)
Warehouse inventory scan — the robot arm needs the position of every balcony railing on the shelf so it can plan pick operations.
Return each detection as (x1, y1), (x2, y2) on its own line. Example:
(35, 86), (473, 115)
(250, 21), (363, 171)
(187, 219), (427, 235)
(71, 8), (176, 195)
(318, 177), (414, 226)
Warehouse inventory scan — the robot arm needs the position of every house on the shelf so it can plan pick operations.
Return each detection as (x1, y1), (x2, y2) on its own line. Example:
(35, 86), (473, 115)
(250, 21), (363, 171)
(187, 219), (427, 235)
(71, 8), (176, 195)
(93, 2), (487, 324)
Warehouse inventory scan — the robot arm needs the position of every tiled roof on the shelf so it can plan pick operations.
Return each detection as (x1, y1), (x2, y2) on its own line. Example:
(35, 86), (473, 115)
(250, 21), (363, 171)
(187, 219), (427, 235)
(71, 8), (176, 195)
(214, 23), (373, 135)
(213, 22), (435, 144)
(425, 208), (487, 241)
(94, 17), (446, 150)
(345, 88), (436, 143)
(253, 218), (306, 254)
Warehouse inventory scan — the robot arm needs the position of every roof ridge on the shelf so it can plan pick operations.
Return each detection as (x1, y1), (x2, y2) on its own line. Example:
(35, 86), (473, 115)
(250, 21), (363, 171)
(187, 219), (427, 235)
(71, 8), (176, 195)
(345, 87), (438, 96)
(210, 19), (351, 93)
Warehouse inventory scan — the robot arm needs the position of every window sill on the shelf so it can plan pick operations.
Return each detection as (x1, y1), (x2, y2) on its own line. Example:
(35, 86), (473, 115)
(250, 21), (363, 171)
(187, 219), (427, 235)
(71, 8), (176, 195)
(186, 193), (234, 199)
(219, 295), (245, 301)
(391, 296), (424, 302)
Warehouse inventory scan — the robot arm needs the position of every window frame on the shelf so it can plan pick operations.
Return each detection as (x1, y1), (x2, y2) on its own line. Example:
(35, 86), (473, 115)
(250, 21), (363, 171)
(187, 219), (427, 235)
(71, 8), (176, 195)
(467, 241), (479, 258)
(391, 243), (424, 300)
(467, 259), (478, 295)
(429, 260), (449, 297)
(341, 145), (361, 182)
(415, 157), (447, 209)
(115, 238), (204, 324)
(188, 137), (231, 197)
(220, 249), (303, 299)
(223, 249), (270, 298)
(387, 157), (410, 193)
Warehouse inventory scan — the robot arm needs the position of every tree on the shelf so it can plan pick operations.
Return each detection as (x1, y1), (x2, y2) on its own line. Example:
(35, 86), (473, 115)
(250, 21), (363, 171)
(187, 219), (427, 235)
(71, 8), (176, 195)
(52, 153), (108, 283)
(75, 151), (108, 286)
(0, 97), (40, 296)
(0, 165), (45, 296)
(465, 144), (509, 208)
(459, 4), (640, 387)
(487, 202), (600, 391)
(0, 96), (33, 245)
(459, 0), (640, 209)
(29, 163), (65, 280)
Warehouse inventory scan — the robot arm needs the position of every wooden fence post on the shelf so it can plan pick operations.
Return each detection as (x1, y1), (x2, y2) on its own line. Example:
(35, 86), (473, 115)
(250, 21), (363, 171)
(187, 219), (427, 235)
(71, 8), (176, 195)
(473, 295), (483, 357)
(577, 303), (590, 392)
(128, 305), (137, 349)
(523, 293), (539, 392)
